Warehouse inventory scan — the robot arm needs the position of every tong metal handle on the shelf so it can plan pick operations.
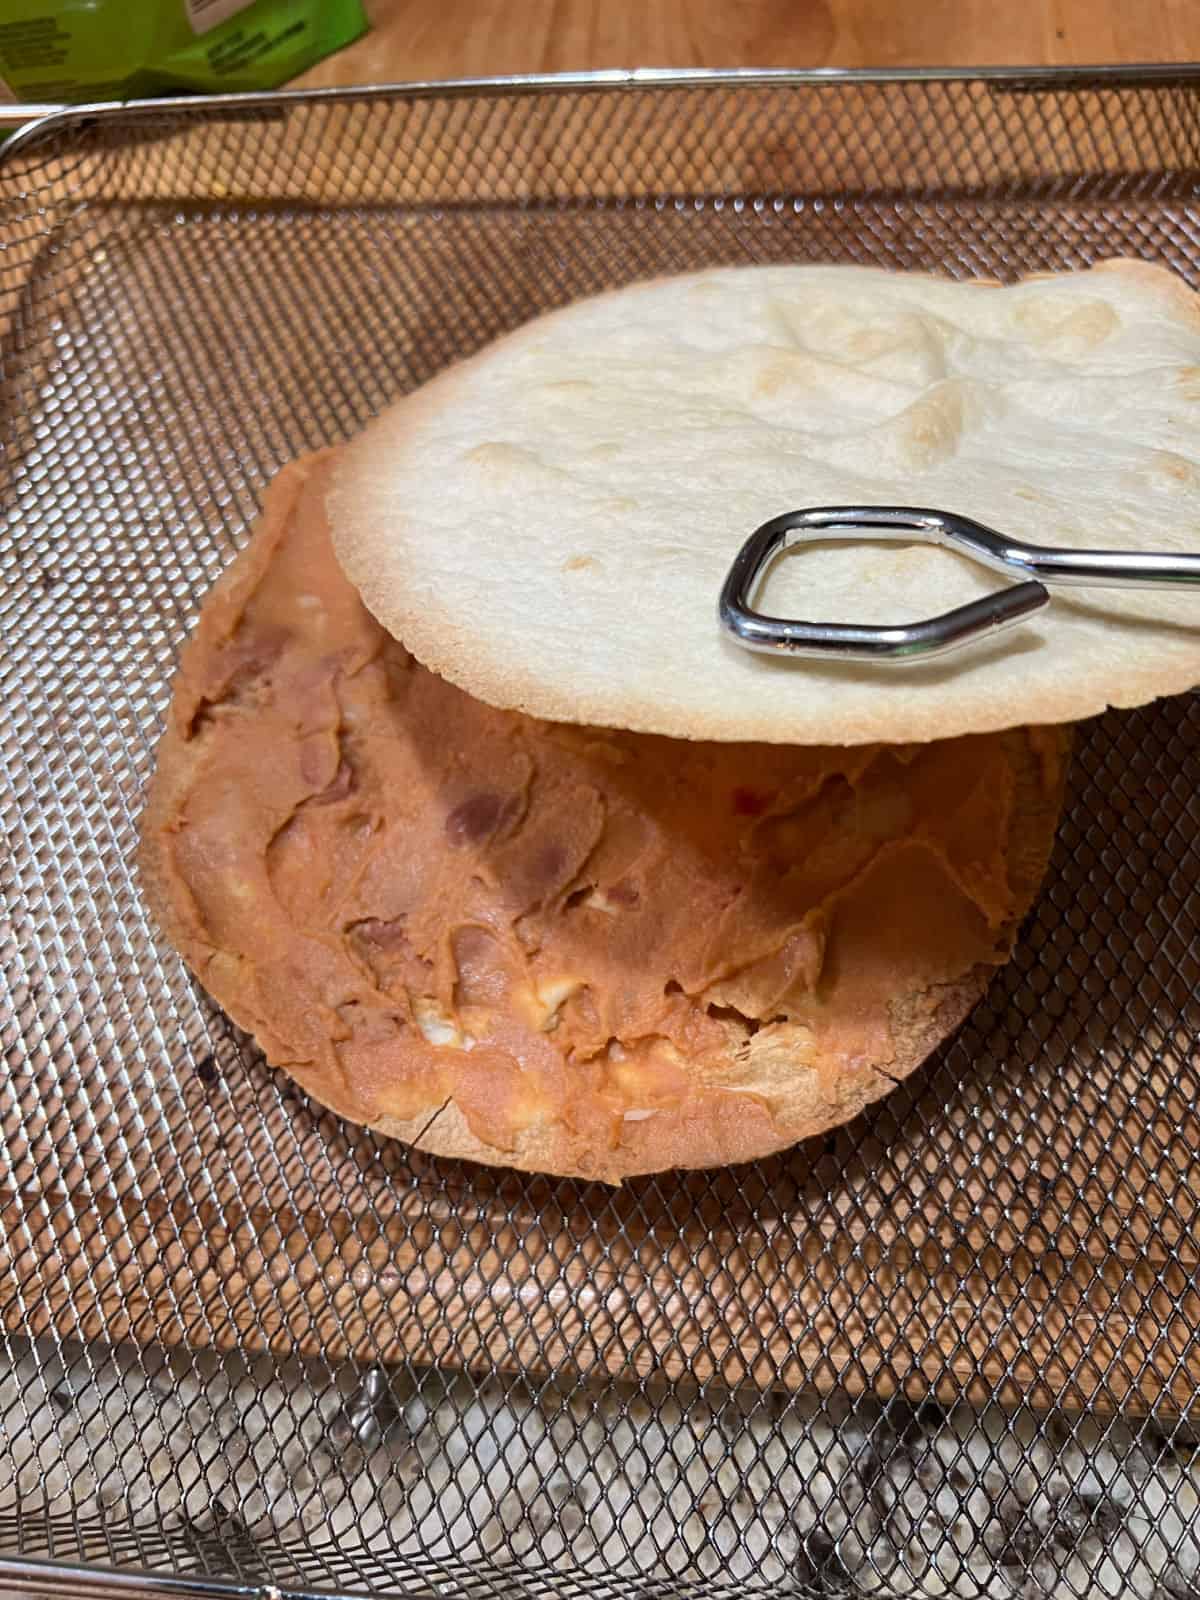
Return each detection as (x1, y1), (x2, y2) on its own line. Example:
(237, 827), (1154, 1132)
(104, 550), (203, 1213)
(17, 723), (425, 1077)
(719, 507), (1200, 663)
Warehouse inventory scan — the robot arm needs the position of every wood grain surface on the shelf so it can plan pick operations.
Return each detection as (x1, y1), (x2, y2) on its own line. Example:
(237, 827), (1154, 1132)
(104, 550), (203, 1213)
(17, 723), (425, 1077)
(293, 0), (1200, 89)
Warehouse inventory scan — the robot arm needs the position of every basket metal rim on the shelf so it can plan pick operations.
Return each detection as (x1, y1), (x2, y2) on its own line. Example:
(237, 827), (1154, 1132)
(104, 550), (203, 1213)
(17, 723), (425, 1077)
(0, 1553), (383, 1600)
(3, 60), (1200, 168)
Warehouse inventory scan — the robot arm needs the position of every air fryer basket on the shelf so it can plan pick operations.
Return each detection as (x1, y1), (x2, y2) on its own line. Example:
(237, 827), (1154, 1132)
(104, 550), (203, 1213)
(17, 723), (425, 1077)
(1, 69), (1200, 1600)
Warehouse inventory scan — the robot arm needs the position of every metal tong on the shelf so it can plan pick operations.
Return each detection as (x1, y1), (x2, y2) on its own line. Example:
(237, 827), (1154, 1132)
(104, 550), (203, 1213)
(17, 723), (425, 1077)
(719, 507), (1200, 663)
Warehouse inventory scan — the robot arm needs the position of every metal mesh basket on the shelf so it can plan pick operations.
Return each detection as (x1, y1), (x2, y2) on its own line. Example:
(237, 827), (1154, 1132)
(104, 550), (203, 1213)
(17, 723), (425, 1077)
(2, 68), (1200, 1600)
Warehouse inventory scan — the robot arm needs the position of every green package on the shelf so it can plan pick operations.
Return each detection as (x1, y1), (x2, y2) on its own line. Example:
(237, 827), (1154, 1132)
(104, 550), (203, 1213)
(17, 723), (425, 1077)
(0, 0), (368, 105)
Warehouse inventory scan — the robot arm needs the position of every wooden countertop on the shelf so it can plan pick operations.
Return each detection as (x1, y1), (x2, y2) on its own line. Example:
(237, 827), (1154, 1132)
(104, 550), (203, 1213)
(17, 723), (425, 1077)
(294, 0), (1199, 88)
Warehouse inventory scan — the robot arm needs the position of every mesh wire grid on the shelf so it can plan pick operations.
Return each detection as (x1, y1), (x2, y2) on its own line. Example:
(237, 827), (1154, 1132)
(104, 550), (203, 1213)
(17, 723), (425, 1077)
(1, 70), (1200, 1600)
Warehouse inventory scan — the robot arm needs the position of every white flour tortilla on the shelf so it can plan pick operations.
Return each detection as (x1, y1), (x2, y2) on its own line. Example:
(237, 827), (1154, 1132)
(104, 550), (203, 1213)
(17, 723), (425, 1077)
(329, 260), (1200, 745)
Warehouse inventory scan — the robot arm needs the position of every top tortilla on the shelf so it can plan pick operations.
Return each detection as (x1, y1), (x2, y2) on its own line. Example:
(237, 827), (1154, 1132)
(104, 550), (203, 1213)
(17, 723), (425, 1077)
(329, 259), (1200, 747)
